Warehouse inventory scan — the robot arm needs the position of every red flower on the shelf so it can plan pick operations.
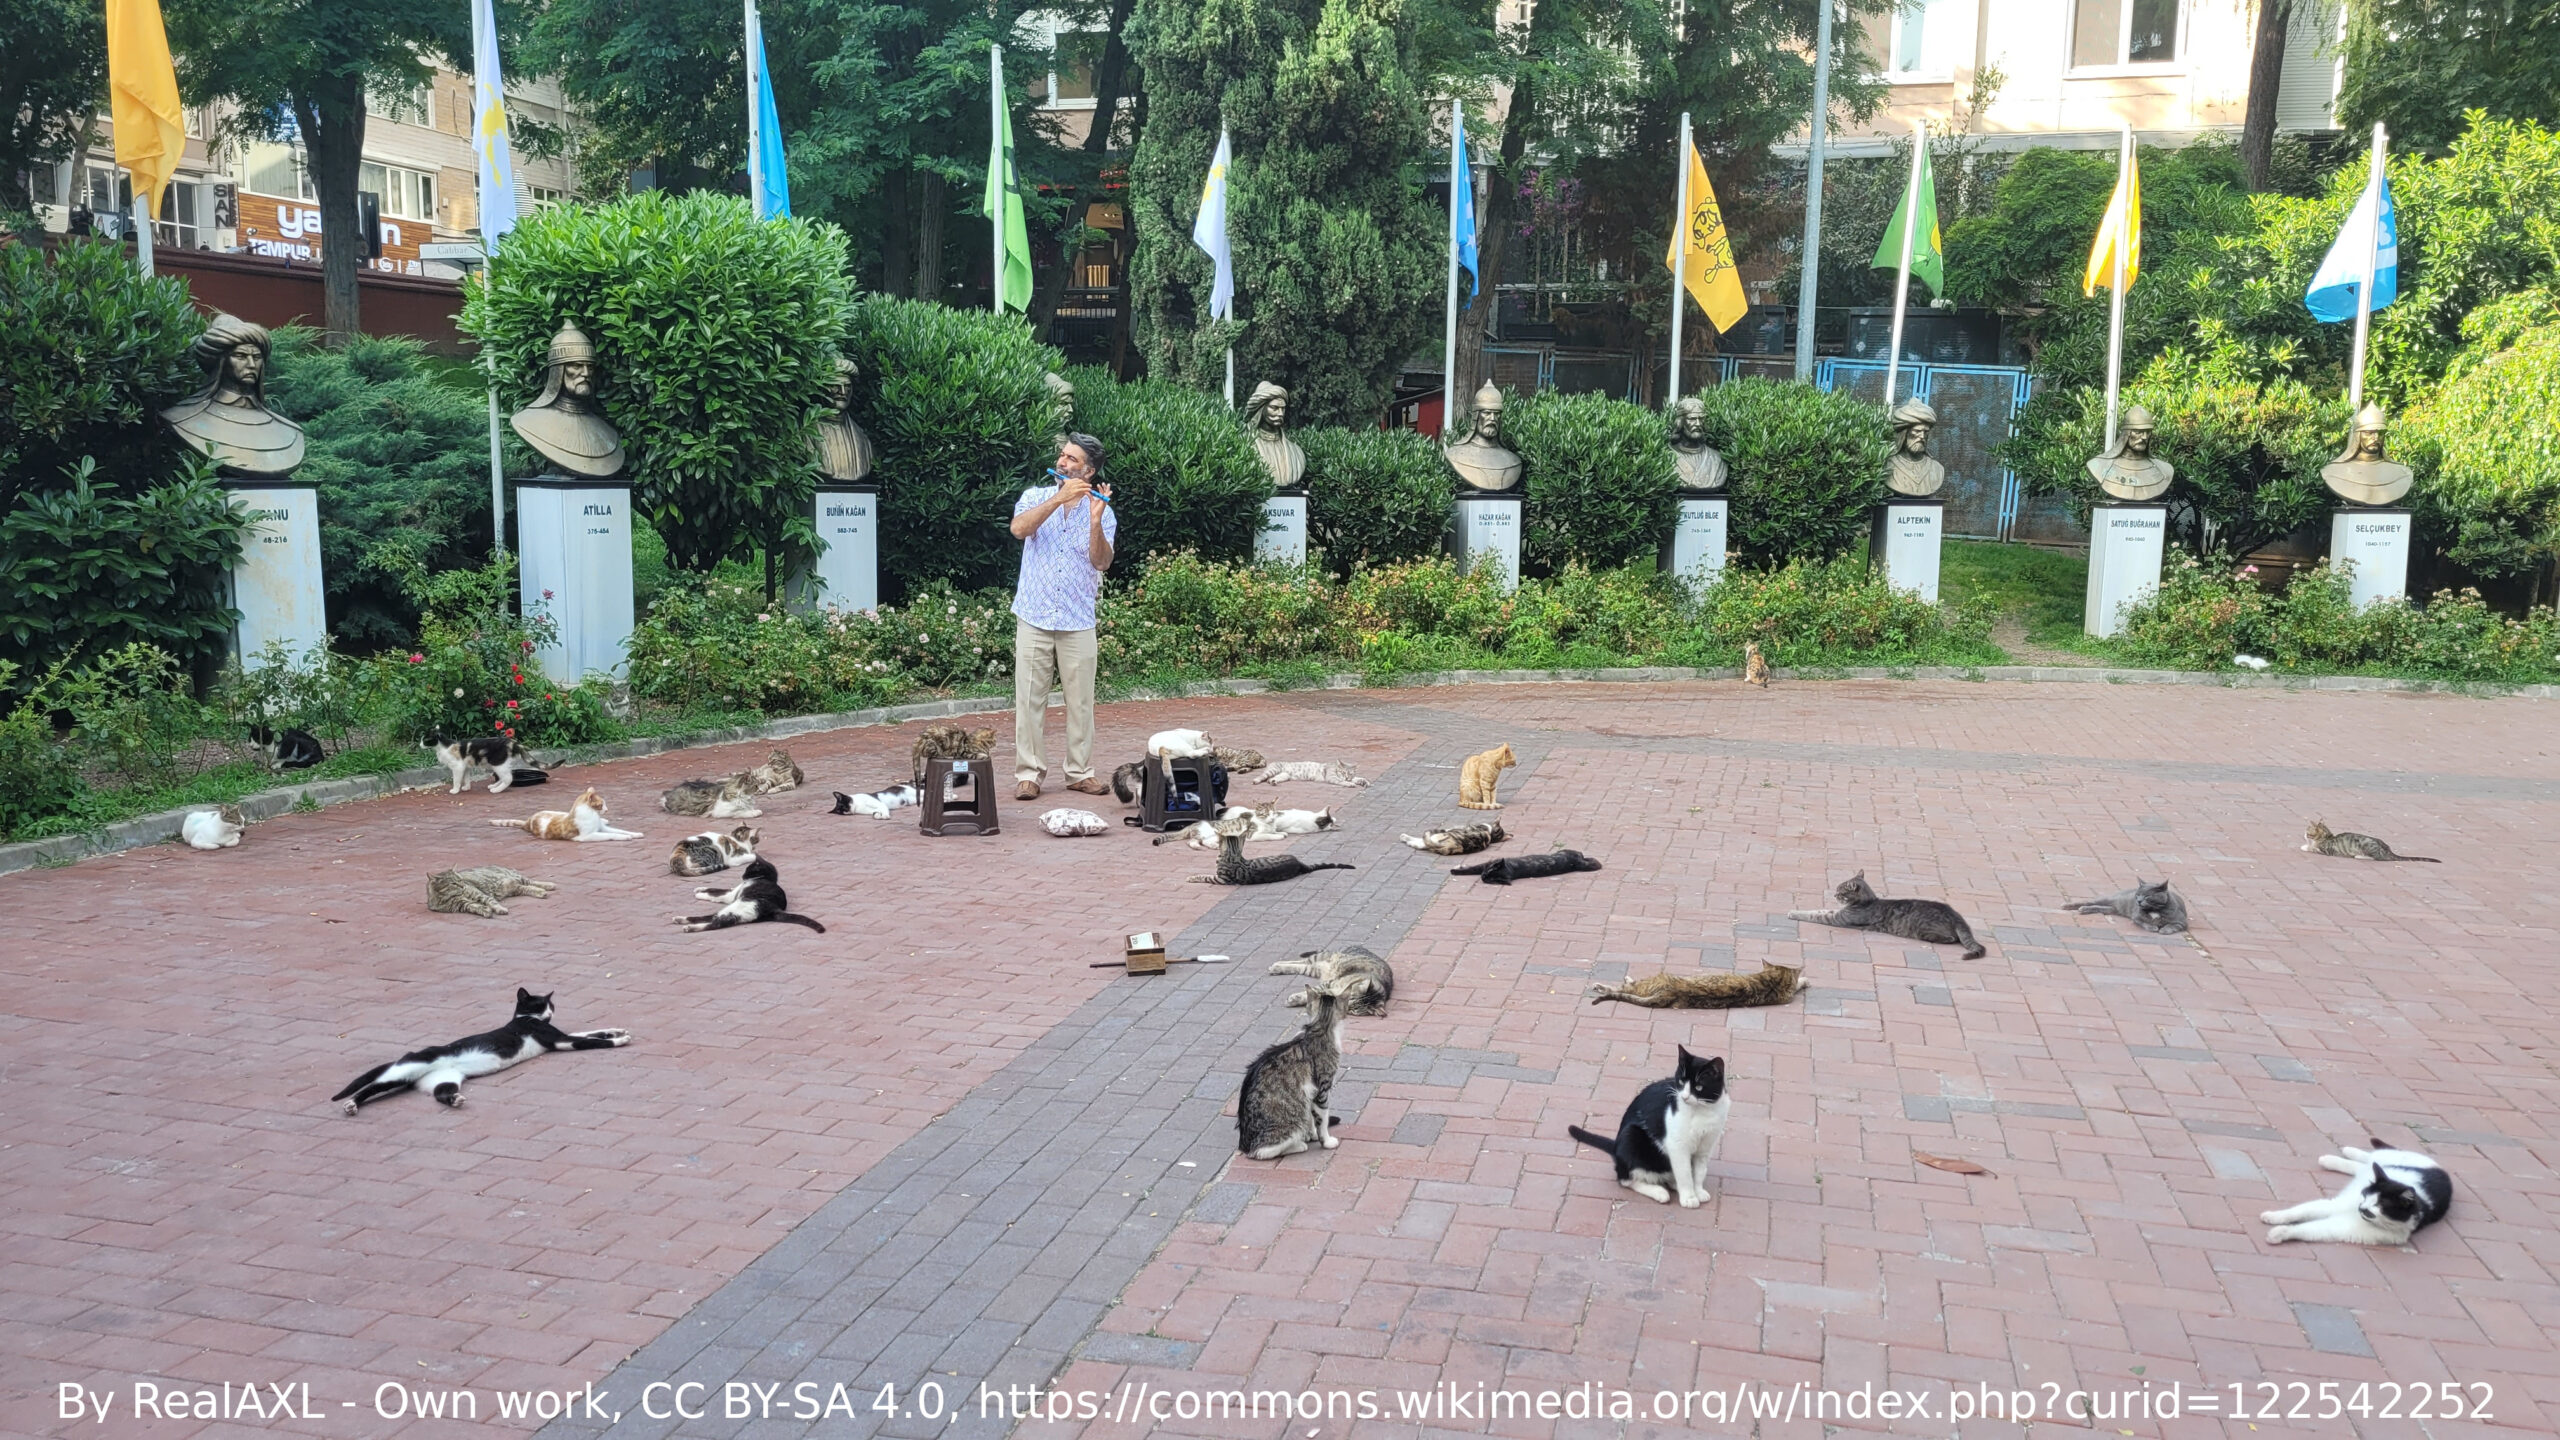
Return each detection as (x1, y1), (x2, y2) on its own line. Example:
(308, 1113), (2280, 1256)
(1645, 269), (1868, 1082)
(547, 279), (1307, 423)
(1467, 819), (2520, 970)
(507, 700), (519, 709)
(542, 590), (553, 600)
(484, 700), (495, 708)
(544, 693), (554, 700)
(407, 652), (424, 663)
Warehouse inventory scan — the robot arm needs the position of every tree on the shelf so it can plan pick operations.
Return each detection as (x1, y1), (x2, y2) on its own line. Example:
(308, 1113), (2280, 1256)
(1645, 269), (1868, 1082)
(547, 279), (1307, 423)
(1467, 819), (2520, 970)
(2339, 0), (2560, 152)
(0, 0), (106, 217)
(526, 0), (749, 196)
(2240, 0), (2292, 190)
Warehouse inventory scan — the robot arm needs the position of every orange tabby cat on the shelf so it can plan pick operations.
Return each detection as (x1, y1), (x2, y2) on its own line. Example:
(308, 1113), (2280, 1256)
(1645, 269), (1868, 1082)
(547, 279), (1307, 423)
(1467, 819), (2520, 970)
(489, 787), (645, 842)
(1457, 743), (1516, 810)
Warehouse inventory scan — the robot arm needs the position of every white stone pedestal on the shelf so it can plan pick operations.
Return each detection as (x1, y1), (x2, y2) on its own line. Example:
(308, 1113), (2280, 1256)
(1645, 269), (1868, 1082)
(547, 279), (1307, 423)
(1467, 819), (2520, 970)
(1663, 492), (1729, 587)
(515, 478), (634, 684)
(2083, 503), (2169, 638)
(1450, 492), (1523, 592)
(1257, 490), (1309, 566)
(2330, 507), (2412, 608)
(223, 480), (329, 667)
(799, 483), (880, 612)
(1870, 499), (1944, 603)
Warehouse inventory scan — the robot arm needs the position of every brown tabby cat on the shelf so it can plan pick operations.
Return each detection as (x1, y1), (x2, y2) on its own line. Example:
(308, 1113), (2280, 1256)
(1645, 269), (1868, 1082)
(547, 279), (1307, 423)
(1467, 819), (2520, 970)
(911, 724), (996, 784)
(1587, 963), (1804, 1009)
(2303, 820), (2439, 863)
(1458, 743), (1517, 810)
(427, 866), (558, 918)
(743, 748), (803, 794)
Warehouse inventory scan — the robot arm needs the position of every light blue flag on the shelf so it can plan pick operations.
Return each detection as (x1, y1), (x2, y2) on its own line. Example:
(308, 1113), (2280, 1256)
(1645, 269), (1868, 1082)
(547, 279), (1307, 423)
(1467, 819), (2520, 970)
(1191, 128), (1233, 320)
(1451, 108), (1477, 298)
(746, 0), (790, 220)
(2305, 168), (2396, 322)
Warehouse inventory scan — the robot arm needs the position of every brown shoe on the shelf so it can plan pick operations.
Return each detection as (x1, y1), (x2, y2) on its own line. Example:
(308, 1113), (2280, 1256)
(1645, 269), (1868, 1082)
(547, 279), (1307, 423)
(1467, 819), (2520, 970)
(1064, 776), (1111, 796)
(1014, 781), (1041, 801)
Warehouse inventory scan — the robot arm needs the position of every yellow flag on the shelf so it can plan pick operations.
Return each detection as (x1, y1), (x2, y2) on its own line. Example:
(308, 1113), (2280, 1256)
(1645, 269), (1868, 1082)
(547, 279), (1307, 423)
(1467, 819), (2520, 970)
(2082, 141), (2142, 296)
(1664, 139), (1749, 333)
(107, 0), (186, 217)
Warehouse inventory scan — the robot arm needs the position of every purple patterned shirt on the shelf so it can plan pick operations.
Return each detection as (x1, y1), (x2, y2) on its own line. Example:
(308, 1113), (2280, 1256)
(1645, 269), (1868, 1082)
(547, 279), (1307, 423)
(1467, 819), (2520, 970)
(1011, 483), (1117, 632)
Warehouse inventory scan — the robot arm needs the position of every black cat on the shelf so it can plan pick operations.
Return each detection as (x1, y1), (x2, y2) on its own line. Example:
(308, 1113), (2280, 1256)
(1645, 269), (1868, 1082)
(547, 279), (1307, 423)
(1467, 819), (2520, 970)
(1567, 1047), (1729, 1207)
(331, 988), (629, 1112)
(1452, 849), (1603, 885)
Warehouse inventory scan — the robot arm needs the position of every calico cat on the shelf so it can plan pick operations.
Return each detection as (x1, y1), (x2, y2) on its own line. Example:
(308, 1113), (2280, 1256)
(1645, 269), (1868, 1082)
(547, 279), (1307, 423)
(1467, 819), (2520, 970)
(1402, 820), (1505, 856)
(1236, 985), (1348, 1160)
(1211, 746), (1265, 773)
(1458, 743), (1517, 810)
(1742, 640), (1770, 688)
(911, 724), (996, 784)
(2065, 879), (2189, 933)
(2303, 820), (2438, 863)
(1148, 728), (1215, 759)
(743, 748), (803, 794)
(1110, 760), (1148, 803)
(331, 988), (629, 1112)
(1254, 760), (1367, 788)
(832, 784), (922, 818)
(1039, 807), (1111, 836)
(427, 866), (558, 918)
(661, 775), (763, 818)
(249, 724), (323, 771)
(1270, 945), (1394, 1017)
(1188, 824), (1356, 885)
(1452, 849), (1602, 885)
(676, 857), (827, 933)
(490, 787), (643, 841)
(1790, 871), (1984, 958)
(181, 804), (245, 851)
(430, 736), (541, 794)
(1567, 1046), (1730, 1207)
(1586, 963), (1804, 1010)
(669, 824), (759, 877)
(2262, 1141), (2454, 1246)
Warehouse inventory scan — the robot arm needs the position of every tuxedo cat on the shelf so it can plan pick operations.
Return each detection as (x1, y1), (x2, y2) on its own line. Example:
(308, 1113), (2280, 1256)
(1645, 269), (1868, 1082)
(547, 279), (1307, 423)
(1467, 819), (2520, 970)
(2065, 879), (2189, 933)
(1791, 871), (1984, 958)
(1237, 986), (1347, 1160)
(1452, 849), (1602, 885)
(181, 804), (244, 850)
(676, 857), (827, 933)
(833, 783), (922, 818)
(1568, 1047), (1729, 1207)
(2262, 1141), (2454, 1246)
(429, 737), (541, 794)
(331, 988), (628, 1112)
(249, 724), (323, 771)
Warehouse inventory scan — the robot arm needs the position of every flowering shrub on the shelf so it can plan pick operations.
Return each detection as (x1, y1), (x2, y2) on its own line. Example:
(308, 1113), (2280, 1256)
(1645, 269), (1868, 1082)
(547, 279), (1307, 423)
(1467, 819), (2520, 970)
(1689, 557), (1997, 663)
(2113, 553), (2274, 667)
(838, 582), (1017, 691)
(628, 577), (851, 715)
(1100, 552), (1354, 677)
(377, 557), (615, 746)
(2116, 554), (2560, 680)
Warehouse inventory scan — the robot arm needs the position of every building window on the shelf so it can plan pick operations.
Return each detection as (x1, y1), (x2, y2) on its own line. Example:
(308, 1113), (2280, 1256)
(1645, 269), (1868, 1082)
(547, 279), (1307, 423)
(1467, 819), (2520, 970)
(242, 140), (316, 199)
(368, 80), (431, 126)
(530, 185), (566, 210)
(72, 165), (202, 247)
(2072, 0), (2181, 69)
(361, 161), (437, 221)
(1033, 27), (1105, 107)
(1887, 0), (1965, 80)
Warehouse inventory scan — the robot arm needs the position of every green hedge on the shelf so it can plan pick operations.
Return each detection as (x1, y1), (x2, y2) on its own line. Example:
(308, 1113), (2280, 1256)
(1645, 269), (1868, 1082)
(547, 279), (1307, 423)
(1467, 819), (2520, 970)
(1689, 378), (1886, 564)
(1302, 425), (1447, 572)
(1505, 389), (1679, 575)
(1063, 366), (1272, 567)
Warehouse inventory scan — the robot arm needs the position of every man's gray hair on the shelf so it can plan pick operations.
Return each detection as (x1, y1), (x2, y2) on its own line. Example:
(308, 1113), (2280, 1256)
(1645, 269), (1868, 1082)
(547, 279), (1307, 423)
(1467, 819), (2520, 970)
(1063, 432), (1105, 471)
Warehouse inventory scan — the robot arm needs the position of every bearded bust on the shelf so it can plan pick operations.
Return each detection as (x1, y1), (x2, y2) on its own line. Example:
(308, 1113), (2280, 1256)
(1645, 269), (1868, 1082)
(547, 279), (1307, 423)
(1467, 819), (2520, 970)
(1443, 382), (1523, 492)
(1885, 397), (1946, 498)
(2321, 402), (2414, 507)
(2084, 404), (2175, 502)
(508, 323), (627, 479)
(1666, 396), (1727, 491)
(160, 315), (306, 476)
(1243, 381), (1305, 490)
(813, 357), (874, 483)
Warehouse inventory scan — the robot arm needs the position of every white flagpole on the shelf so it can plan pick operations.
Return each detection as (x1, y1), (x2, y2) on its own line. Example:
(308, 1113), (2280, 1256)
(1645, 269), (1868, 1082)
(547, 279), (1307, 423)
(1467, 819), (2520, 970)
(131, 176), (156, 278)
(2348, 120), (2386, 414)
(2102, 125), (2131, 454)
(1882, 118), (1924, 409)
(1669, 113), (1691, 405)
(1225, 347), (1235, 407)
(1442, 99), (1462, 439)
(1794, 0), (1834, 382)
(989, 44), (1004, 314)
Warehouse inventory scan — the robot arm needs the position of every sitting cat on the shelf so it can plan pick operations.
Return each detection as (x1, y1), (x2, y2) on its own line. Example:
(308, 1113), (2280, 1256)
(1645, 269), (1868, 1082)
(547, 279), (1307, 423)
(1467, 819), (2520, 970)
(669, 824), (759, 877)
(1210, 745), (1265, 773)
(249, 724), (323, 771)
(332, 988), (629, 1112)
(1270, 945), (1393, 1017)
(1789, 871), (1984, 958)
(676, 857), (827, 933)
(1236, 984), (1349, 1160)
(2262, 1141), (2454, 1246)
(489, 787), (643, 842)
(1039, 807), (1111, 837)
(1254, 760), (1367, 788)
(662, 775), (763, 819)
(1568, 1047), (1729, 1207)
(1148, 728), (1216, 759)
(911, 724), (995, 784)
(2303, 819), (2438, 863)
(2065, 879), (2189, 933)
(1586, 963), (1804, 1010)
(833, 783), (922, 819)
(1452, 849), (1602, 885)
(1402, 820), (1504, 856)
(1110, 760), (1148, 803)
(181, 804), (245, 851)
(429, 736), (541, 794)
(1742, 640), (1770, 688)
(743, 748), (804, 794)
(427, 866), (558, 918)
(1188, 821), (1356, 886)
(1458, 743), (1517, 810)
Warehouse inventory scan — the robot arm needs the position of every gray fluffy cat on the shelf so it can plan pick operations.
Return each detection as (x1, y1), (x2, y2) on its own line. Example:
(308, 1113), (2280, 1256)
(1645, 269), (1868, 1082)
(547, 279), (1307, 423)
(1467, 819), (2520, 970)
(2065, 878), (2188, 933)
(427, 866), (558, 918)
(1237, 985), (1348, 1160)
(1270, 945), (1393, 1016)
(1790, 871), (1985, 959)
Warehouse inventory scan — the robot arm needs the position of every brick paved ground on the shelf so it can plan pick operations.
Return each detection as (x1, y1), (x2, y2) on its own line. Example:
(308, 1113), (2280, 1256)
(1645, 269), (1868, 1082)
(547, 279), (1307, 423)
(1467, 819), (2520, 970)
(5, 679), (2556, 1440)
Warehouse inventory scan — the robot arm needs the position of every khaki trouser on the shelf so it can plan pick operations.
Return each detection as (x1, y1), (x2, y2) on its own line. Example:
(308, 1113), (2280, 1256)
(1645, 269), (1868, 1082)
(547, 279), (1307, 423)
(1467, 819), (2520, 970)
(1013, 619), (1098, 784)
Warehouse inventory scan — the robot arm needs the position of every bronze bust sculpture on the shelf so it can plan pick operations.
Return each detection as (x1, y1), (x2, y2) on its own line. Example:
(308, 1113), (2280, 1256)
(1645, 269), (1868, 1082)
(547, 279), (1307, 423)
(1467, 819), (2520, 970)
(160, 314), (306, 475)
(2321, 402), (2413, 506)
(509, 324), (626, 479)
(1443, 382), (1522, 492)
(813, 357), (874, 483)
(1244, 381), (1304, 490)
(1885, 397), (1946, 498)
(1667, 396), (1727, 491)
(1044, 371), (1076, 445)
(2085, 403), (2175, 502)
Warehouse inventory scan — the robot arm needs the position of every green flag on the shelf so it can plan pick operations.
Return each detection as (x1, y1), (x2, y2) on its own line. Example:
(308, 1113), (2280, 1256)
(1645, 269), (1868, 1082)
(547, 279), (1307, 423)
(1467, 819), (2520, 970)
(1871, 142), (1944, 300)
(982, 44), (1034, 314)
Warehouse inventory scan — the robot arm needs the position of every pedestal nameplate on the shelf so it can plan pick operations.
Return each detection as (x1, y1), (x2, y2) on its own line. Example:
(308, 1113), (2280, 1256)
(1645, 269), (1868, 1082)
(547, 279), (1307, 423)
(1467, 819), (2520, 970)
(1449, 492), (1523, 593)
(222, 479), (329, 667)
(803, 483), (880, 612)
(2329, 507), (2412, 608)
(1869, 499), (1943, 603)
(1257, 490), (1309, 566)
(515, 478), (634, 684)
(1663, 492), (1729, 587)
(2083, 502), (2169, 638)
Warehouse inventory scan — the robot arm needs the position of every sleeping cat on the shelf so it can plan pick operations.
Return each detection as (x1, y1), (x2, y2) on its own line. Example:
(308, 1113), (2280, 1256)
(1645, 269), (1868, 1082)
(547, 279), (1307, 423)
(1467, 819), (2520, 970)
(489, 787), (643, 841)
(911, 724), (995, 784)
(1211, 746), (1265, 773)
(1586, 963), (1804, 1010)
(676, 857), (827, 933)
(1148, 728), (1215, 759)
(1254, 760), (1367, 788)
(1155, 804), (1334, 846)
(1188, 823), (1356, 886)
(1402, 821), (1504, 856)
(249, 724), (323, 771)
(1270, 945), (1394, 1016)
(669, 824), (759, 876)
(331, 988), (628, 1112)
(1568, 1046), (1729, 1207)
(2262, 1140), (2454, 1246)
(427, 866), (558, 918)
(832, 784), (922, 819)
(743, 748), (803, 794)
(181, 804), (245, 851)
(1790, 871), (1984, 958)
(1452, 849), (1602, 885)
(662, 775), (763, 818)
(429, 736), (541, 794)
(2303, 819), (2438, 863)
(1458, 743), (1516, 810)
(1236, 985), (1348, 1160)
(2065, 879), (2189, 933)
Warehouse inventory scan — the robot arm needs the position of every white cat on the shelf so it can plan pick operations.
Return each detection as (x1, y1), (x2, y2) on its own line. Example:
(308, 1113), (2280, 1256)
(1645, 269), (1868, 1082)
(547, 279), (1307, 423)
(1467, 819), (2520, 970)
(181, 805), (244, 850)
(2262, 1142), (2454, 1246)
(1147, 728), (1215, 759)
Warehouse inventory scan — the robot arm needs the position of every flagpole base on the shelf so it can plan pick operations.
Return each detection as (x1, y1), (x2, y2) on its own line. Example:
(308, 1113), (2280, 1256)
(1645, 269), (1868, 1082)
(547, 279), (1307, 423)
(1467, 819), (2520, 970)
(2083, 502), (2167, 638)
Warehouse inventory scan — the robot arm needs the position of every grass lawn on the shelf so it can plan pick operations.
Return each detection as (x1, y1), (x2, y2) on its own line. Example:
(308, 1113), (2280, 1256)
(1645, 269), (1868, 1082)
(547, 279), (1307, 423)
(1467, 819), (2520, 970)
(1941, 539), (2101, 652)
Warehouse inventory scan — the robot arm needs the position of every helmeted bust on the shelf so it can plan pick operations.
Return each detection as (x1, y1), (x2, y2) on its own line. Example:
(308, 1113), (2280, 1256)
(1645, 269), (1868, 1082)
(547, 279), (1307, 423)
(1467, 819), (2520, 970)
(1885, 397), (1946, 498)
(1244, 381), (1304, 490)
(2321, 402), (2414, 506)
(160, 314), (306, 475)
(1443, 382), (1522, 492)
(813, 357), (874, 483)
(509, 324), (626, 479)
(1667, 396), (1727, 491)
(2085, 403), (2175, 502)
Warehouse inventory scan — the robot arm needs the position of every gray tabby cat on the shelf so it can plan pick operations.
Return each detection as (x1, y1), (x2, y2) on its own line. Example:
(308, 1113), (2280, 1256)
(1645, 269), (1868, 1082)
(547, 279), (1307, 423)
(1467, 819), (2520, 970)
(1270, 945), (1394, 1016)
(426, 866), (558, 918)
(1402, 820), (1504, 856)
(1187, 822), (1356, 885)
(2303, 820), (2438, 863)
(662, 774), (762, 818)
(2065, 878), (2189, 933)
(1254, 760), (1367, 788)
(1236, 985), (1347, 1160)
(1790, 871), (1986, 959)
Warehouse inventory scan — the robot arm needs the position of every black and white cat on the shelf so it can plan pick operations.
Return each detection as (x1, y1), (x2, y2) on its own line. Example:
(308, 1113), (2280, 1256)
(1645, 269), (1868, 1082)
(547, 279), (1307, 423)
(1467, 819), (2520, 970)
(249, 725), (323, 771)
(1567, 1047), (1729, 1207)
(429, 737), (543, 794)
(2262, 1141), (2454, 1246)
(675, 857), (827, 933)
(832, 784), (922, 818)
(331, 988), (629, 1112)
